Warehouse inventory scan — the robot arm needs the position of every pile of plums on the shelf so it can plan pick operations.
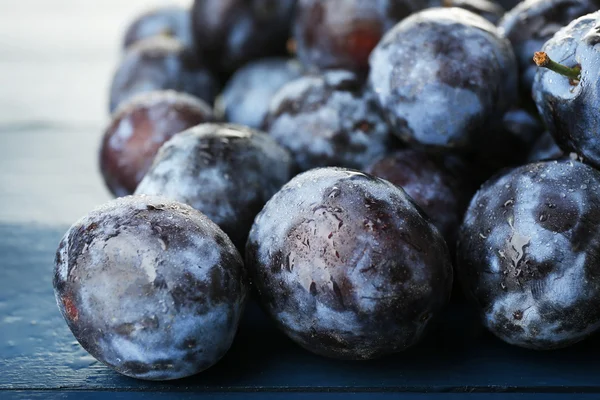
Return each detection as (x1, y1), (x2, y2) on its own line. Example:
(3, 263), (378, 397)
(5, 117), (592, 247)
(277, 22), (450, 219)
(54, 0), (600, 381)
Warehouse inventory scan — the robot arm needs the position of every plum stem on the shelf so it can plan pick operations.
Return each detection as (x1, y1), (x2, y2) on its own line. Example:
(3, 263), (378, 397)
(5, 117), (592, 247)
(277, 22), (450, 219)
(159, 28), (175, 38)
(533, 52), (581, 83)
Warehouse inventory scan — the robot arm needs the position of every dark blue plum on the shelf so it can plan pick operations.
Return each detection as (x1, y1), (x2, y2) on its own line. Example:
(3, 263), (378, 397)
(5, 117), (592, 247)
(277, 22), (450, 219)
(217, 58), (303, 129)
(53, 195), (247, 380)
(191, 0), (296, 76)
(458, 160), (600, 349)
(368, 8), (518, 150)
(100, 91), (215, 197)
(246, 167), (453, 359)
(532, 11), (600, 169)
(366, 149), (473, 248)
(293, 0), (503, 77)
(123, 5), (194, 50)
(109, 36), (219, 113)
(264, 70), (392, 172)
(135, 123), (294, 250)
(293, 0), (421, 75)
(499, 0), (598, 99)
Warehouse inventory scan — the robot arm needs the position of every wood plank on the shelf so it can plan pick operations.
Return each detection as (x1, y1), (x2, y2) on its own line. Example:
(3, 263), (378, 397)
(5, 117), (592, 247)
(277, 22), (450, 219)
(4, 393), (600, 400)
(1, 224), (600, 393)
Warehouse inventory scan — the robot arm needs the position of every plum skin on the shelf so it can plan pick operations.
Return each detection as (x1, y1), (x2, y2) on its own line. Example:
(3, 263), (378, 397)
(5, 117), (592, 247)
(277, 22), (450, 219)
(217, 58), (303, 129)
(444, 0), (505, 24)
(123, 5), (194, 50)
(533, 11), (600, 169)
(53, 195), (247, 380)
(191, 0), (296, 75)
(499, 0), (597, 98)
(264, 70), (392, 172)
(135, 123), (294, 251)
(368, 7), (517, 150)
(246, 167), (453, 360)
(293, 0), (503, 75)
(109, 36), (218, 114)
(366, 149), (472, 249)
(100, 91), (215, 197)
(292, 0), (419, 75)
(457, 160), (600, 350)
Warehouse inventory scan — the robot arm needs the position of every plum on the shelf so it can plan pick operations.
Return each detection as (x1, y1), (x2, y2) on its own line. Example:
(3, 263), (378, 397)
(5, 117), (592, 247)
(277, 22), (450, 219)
(292, 0), (420, 75)
(532, 11), (600, 169)
(123, 5), (194, 50)
(53, 195), (247, 380)
(264, 70), (392, 171)
(100, 90), (215, 197)
(292, 0), (503, 77)
(191, 0), (296, 75)
(246, 167), (453, 359)
(441, 0), (505, 24)
(216, 58), (303, 129)
(135, 123), (294, 250)
(109, 36), (219, 113)
(499, 0), (597, 99)
(458, 160), (600, 349)
(366, 149), (472, 248)
(368, 8), (518, 150)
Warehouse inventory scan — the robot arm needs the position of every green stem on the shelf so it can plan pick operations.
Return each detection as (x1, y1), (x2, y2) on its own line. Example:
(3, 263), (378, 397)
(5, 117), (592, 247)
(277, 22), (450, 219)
(533, 52), (581, 82)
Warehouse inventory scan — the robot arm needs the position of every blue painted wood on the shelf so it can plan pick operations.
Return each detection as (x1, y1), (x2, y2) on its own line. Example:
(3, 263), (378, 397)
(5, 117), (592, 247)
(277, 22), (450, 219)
(1, 223), (600, 395)
(4, 394), (600, 400)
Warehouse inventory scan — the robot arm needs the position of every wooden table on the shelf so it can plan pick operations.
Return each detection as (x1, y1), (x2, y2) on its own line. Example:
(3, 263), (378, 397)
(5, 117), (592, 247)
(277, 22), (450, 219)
(1, 1), (600, 398)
